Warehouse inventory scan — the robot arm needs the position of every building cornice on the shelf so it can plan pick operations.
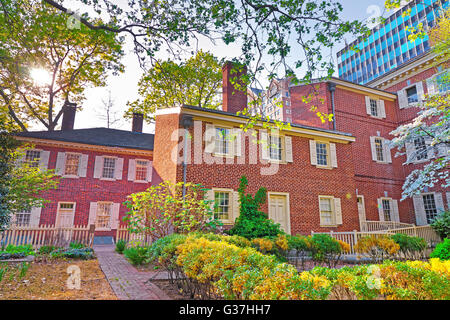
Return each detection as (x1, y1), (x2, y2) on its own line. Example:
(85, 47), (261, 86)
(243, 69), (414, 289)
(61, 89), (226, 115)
(15, 136), (154, 157)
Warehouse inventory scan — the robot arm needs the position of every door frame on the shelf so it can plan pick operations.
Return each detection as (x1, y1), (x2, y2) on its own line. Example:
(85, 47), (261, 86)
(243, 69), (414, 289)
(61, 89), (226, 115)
(356, 195), (366, 229)
(55, 201), (76, 228)
(267, 192), (291, 234)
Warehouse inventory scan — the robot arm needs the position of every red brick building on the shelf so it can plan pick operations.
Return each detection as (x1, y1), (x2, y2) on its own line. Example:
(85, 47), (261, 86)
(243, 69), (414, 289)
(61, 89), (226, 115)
(12, 53), (449, 239)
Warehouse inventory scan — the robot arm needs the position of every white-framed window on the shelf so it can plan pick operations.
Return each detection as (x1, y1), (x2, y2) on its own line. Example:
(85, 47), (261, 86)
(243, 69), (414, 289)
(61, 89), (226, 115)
(370, 98), (378, 117)
(413, 136), (428, 161)
(365, 96), (385, 118)
(24, 150), (41, 168)
(316, 142), (329, 166)
(15, 209), (32, 226)
(215, 127), (230, 156)
(135, 160), (149, 181)
(397, 81), (424, 108)
(95, 202), (113, 229)
(406, 86), (418, 104)
(102, 157), (116, 179)
(370, 136), (392, 164)
(269, 135), (282, 161)
(318, 196), (342, 227)
(214, 191), (231, 221)
(382, 199), (391, 221)
(422, 194), (438, 224)
(64, 153), (81, 176)
(374, 138), (384, 162)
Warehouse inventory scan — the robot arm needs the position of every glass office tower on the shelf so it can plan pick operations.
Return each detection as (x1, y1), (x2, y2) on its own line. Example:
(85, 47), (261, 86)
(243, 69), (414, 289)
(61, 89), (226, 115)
(337, 0), (448, 85)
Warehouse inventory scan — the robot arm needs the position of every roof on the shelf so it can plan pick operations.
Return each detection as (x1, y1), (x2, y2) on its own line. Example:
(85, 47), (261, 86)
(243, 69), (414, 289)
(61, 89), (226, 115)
(181, 105), (354, 138)
(14, 128), (154, 151)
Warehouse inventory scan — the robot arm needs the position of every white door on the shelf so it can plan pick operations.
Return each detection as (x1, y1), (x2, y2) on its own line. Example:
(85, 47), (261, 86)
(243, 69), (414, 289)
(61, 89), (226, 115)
(357, 196), (366, 230)
(55, 203), (76, 243)
(269, 195), (289, 233)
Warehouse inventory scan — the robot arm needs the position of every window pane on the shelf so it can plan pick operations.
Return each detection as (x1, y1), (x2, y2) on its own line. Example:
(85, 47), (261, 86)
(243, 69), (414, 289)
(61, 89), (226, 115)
(96, 202), (112, 229)
(65, 154), (80, 175)
(102, 158), (116, 179)
(422, 194), (437, 224)
(414, 137), (427, 160)
(375, 138), (384, 162)
(406, 86), (418, 103)
(316, 143), (328, 166)
(370, 99), (378, 117)
(319, 198), (333, 225)
(135, 160), (148, 181)
(214, 192), (230, 221)
(382, 199), (391, 221)
(269, 136), (282, 160)
(215, 128), (229, 155)
(25, 150), (41, 168)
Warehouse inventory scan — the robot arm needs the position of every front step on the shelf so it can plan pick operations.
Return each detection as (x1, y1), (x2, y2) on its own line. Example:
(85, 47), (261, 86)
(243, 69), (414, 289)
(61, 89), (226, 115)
(93, 236), (114, 245)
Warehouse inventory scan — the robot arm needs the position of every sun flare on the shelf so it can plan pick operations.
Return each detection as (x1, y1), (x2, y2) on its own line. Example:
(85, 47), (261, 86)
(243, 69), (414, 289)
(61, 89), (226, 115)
(30, 68), (52, 86)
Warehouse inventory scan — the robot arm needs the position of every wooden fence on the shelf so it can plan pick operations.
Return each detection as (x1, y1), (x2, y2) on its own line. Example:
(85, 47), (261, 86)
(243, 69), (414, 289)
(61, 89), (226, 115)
(312, 225), (441, 256)
(0, 224), (94, 249)
(116, 226), (152, 246)
(360, 221), (415, 232)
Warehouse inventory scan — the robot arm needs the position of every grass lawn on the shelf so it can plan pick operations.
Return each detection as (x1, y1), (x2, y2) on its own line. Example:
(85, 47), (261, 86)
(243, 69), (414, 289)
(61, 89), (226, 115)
(0, 259), (117, 300)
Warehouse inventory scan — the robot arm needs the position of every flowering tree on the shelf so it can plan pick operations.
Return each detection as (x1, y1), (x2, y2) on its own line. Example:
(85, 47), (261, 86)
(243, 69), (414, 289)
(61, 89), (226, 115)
(389, 9), (449, 200)
(124, 181), (221, 239)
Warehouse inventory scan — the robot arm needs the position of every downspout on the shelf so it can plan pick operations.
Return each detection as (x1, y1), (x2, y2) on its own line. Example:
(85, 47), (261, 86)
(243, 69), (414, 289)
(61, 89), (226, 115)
(328, 82), (337, 130)
(180, 115), (193, 199)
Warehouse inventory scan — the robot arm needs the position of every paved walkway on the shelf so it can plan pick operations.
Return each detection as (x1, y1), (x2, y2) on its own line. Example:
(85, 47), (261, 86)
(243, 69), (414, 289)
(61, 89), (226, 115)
(94, 245), (171, 300)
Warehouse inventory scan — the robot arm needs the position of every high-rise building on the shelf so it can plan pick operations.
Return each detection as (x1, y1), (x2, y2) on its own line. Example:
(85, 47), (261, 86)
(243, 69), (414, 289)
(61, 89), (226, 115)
(337, 0), (448, 85)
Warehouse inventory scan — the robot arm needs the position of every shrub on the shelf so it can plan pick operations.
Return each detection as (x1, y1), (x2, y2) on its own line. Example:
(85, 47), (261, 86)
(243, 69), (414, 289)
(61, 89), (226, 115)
(355, 236), (400, 263)
(3, 244), (34, 256)
(123, 246), (148, 265)
(390, 233), (427, 260)
(115, 240), (127, 254)
(430, 238), (450, 260)
(431, 210), (450, 239)
(50, 247), (94, 260)
(0, 252), (27, 260)
(227, 176), (283, 239)
(287, 234), (310, 269)
(38, 245), (57, 255)
(69, 242), (86, 249)
(308, 234), (343, 267)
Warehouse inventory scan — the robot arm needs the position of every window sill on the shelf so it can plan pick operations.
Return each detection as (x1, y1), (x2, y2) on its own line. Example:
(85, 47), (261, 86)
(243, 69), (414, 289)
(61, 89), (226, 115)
(320, 224), (338, 228)
(369, 115), (385, 120)
(315, 165), (333, 170)
(62, 175), (80, 179)
(133, 180), (149, 184)
(99, 178), (117, 181)
(213, 153), (235, 159)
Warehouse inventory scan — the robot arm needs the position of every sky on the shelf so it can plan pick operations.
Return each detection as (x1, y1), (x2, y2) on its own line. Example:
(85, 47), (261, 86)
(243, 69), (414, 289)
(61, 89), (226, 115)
(44, 0), (390, 134)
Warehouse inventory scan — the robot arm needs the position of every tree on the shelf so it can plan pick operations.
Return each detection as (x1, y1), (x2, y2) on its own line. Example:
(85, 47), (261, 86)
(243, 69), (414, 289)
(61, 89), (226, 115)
(96, 90), (122, 128)
(0, 0), (124, 131)
(389, 8), (449, 200)
(126, 50), (222, 122)
(123, 181), (221, 239)
(0, 128), (59, 231)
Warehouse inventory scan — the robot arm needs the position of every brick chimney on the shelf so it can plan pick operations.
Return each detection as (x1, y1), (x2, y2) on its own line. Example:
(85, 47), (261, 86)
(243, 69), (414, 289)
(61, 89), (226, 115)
(222, 61), (247, 114)
(132, 113), (144, 133)
(61, 102), (77, 131)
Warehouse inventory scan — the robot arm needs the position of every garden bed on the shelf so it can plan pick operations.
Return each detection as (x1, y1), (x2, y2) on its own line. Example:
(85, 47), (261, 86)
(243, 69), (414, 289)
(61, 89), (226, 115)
(0, 259), (117, 300)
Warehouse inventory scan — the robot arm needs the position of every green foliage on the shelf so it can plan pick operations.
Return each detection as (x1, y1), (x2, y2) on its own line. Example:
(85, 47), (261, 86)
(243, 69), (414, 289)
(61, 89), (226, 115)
(430, 238), (450, 260)
(1, 244), (35, 257)
(390, 233), (427, 259)
(50, 247), (94, 260)
(115, 240), (127, 254)
(123, 246), (149, 266)
(127, 50), (222, 122)
(124, 181), (221, 239)
(18, 262), (29, 279)
(69, 242), (86, 249)
(38, 245), (57, 255)
(308, 234), (342, 267)
(227, 176), (283, 239)
(431, 210), (450, 239)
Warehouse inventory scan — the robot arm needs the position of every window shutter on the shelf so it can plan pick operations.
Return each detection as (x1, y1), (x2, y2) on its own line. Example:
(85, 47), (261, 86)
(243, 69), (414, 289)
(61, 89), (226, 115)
(39, 150), (50, 171)
(128, 159), (136, 181)
(370, 137), (377, 161)
(435, 192), (445, 214)
(392, 200), (400, 222)
(93, 156), (103, 178)
(377, 198), (384, 221)
(309, 140), (317, 165)
(233, 128), (242, 157)
(78, 154), (88, 177)
(378, 100), (386, 118)
(285, 136), (293, 163)
(30, 207), (42, 227)
(383, 139), (392, 163)
(205, 189), (215, 212)
(330, 143), (338, 168)
(146, 161), (153, 182)
(115, 157), (124, 180)
(416, 81), (425, 101)
(397, 89), (408, 109)
(232, 191), (240, 222)
(110, 203), (121, 229)
(334, 198), (342, 225)
(405, 142), (414, 163)
(365, 96), (371, 115)
(204, 123), (215, 153)
(260, 130), (269, 160)
(88, 202), (98, 227)
(426, 77), (437, 95)
(412, 195), (427, 226)
(55, 152), (66, 175)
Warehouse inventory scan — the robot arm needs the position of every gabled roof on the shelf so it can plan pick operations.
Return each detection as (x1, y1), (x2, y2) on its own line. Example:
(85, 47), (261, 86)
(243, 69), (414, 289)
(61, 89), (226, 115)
(14, 127), (154, 151)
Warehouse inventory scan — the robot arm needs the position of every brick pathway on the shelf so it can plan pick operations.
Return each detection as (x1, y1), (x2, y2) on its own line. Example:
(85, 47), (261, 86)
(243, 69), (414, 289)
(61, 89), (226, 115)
(94, 245), (171, 300)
